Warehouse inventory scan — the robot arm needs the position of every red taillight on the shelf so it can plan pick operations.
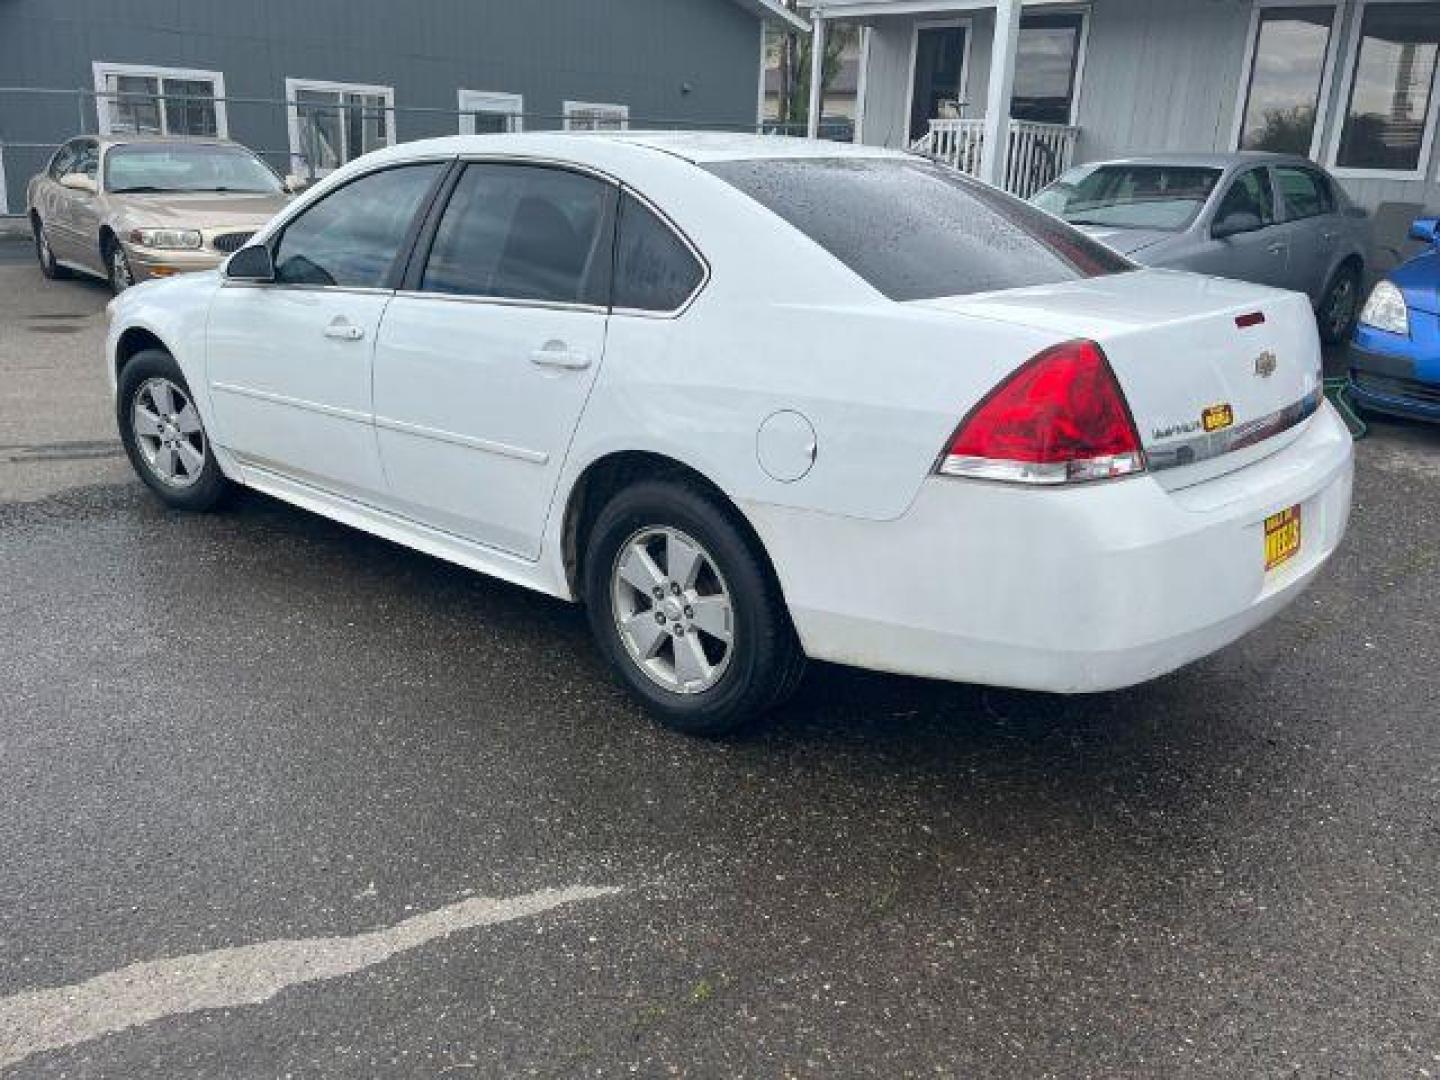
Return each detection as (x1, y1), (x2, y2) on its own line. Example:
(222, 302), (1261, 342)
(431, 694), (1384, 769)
(938, 339), (1145, 485)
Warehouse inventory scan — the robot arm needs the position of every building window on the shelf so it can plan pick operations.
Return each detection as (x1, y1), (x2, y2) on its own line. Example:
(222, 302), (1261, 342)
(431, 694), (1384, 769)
(1011, 13), (1086, 127)
(92, 63), (227, 138)
(1235, 6), (1337, 155)
(457, 90), (524, 135)
(286, 79), (395, 178)
(563, 101), (629, 131)
(1332, 2), (1440, 175)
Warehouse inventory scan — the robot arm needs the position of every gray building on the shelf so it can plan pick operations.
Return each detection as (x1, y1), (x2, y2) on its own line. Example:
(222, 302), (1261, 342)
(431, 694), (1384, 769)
(0, 0), (806, 214)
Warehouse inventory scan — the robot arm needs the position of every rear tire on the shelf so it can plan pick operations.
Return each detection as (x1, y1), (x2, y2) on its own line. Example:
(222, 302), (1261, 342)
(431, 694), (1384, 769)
(117, 349), (231, 511)
(583, 479), (804, 736)
(1318, 263), (1361, 345)
(31, 216), (70, 280)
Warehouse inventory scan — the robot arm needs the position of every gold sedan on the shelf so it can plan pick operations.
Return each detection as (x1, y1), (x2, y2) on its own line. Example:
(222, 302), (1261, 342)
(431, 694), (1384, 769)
(26, 135), (291, 293)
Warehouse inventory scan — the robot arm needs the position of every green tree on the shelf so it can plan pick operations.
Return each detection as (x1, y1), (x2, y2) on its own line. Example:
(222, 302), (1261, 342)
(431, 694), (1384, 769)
(768, 4), (857, 130)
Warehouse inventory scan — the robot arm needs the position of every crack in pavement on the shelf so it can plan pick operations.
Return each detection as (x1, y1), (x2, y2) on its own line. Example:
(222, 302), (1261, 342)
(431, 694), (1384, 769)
(0, 885), (621, 1072)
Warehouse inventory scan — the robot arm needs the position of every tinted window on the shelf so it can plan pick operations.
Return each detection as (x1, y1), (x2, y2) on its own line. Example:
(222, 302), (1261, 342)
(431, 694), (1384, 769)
(1274, 166), (1333, 219)
(1033, 164), (1222, 230)
(1215, 168), (1277, 227)
(422, 163), (613, 305)
(1335, 2), (1440, 172)
(1237, 7), (1335, 154)
(707, 157), (1131, 302)
(273, 163), (442, 288)
(48, 142), (79, 180)
(613, 193), (704, 311)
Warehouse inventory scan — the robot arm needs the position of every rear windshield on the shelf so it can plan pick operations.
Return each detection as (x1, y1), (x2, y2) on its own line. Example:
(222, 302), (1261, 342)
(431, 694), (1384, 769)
(1032, 164), (1222, 231)
(704, 157), (1132, 302)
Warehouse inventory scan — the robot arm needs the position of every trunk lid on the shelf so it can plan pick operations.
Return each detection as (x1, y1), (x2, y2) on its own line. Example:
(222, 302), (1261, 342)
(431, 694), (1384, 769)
(915, 269), (1324, 487)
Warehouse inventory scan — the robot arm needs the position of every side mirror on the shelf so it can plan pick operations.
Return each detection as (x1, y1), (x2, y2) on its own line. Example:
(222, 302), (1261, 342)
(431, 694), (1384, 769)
(225, 244), (275, 283)
(1409, 217), (1440, 246)
(1212, 211), (1263, 240)
(59, 172), (98, 194)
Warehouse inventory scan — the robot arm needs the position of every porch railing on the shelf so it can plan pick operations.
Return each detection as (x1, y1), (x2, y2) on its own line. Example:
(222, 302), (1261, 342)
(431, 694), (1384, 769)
(913, 118), (1079, 199)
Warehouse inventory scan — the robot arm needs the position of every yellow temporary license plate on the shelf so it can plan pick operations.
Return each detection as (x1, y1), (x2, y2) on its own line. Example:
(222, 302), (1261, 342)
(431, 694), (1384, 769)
(1263, 505), (1302, 571)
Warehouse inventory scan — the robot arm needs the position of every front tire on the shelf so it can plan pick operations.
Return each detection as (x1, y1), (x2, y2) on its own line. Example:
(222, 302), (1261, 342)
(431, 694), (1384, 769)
(583, 480), (804, 736)
(117, 349), (230, 511)
(106, 238), (135, 294)
(1318, 263), (1361, 345)
(32, 216), (70, 280)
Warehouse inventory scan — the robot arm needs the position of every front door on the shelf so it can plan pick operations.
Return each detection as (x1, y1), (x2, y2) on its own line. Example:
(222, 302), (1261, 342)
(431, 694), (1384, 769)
(205, 161), (446, 501)
(1191, 166), (1289, 289)
(371, 161), (616, 559)
(910, 24), (968, 142)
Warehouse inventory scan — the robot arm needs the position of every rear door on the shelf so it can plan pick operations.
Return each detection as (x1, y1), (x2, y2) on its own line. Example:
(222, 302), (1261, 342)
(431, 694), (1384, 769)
(1272, 164), (1344, 300)
(370, 161), (616, 558)
(1186, 166), (1289, 289)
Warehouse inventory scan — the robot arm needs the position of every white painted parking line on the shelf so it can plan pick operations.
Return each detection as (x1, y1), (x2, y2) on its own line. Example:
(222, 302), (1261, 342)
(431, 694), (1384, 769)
(0, 884), (620, 1071)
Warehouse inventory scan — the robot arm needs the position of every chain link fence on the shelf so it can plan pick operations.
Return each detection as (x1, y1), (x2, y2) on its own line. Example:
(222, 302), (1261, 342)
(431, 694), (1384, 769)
(0, 86), (854, 215)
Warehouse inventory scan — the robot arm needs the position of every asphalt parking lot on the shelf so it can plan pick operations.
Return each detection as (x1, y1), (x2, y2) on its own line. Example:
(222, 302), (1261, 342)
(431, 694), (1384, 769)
(2, 233), (1439, 1078)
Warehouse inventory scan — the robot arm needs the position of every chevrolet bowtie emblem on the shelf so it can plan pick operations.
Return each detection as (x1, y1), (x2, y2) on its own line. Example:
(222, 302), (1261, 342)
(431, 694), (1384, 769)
(1254, 350), (1278, 378)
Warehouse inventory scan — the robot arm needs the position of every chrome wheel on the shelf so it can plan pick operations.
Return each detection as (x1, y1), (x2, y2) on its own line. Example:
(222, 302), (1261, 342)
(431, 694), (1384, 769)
(131, 377), (206, 488)
(35, 226), (54, 270)
(611, 526), (735, 695)
(109, 245), (134, 293)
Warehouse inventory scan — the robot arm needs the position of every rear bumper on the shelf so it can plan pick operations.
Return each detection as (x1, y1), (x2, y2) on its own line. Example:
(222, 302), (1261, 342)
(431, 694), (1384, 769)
(747, 402), (1354, 693)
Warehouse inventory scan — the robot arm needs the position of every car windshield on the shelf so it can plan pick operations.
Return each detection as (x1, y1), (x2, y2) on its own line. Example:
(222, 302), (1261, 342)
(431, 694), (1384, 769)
(105, 143), (283, 194)
(1032, 164), (1223, 231)
(704, 157), (1132, 302)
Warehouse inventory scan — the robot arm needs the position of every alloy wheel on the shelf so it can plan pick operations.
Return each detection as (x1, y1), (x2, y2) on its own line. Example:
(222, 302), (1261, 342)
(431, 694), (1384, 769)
(1325, 275), (1357, 340)
(610, 526), (735, 695)
(131, 377), (206, 488)
(109, 246), (134, 293)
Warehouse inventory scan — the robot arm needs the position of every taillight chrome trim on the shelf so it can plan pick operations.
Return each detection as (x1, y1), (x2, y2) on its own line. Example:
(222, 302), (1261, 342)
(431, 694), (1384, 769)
(1145, 387), (1323, 472)
(938, 451), (1145, 485)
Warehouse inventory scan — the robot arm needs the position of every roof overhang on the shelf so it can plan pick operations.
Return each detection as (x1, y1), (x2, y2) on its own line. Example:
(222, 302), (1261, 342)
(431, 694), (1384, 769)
(729, 0), (810, 31)
(800, 0), (1072, 19)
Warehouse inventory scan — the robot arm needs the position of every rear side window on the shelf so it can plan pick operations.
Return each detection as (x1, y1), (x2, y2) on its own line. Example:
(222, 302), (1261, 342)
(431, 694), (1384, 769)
(612, 192), (704, 312)
(273, 162), (443, 288)
(705, 157), (1131, 301)
(421, 163), (614, 305)
(1274, 166), (1333, 219)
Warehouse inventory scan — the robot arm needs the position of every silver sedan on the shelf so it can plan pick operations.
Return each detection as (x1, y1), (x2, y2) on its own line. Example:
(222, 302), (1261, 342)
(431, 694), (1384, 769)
(1032, 153), (1371, 344)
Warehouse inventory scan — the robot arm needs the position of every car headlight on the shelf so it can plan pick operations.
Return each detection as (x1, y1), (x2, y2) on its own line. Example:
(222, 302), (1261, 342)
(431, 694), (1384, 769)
(1358, 280), (1410, 336)
(128, 228), (203, 251)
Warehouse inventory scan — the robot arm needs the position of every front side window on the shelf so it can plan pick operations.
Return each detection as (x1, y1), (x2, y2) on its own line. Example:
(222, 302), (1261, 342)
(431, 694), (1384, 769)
(708, 157), (1131, 302)
(1215, 168), (1277, 228)
(1237, 7), (1336, 154)
(95, 65), (223, 138)
(1335, 2), (1440, 173)
(105, 143), (283, 194)
(421, 163), (614, 305)
(1274, 165), (1334, 219)
(612, 193), (705, 312)
(1011, 13), (1086, 126)
(48, 142), (79, 180)
(1033, 164), (1223, 231)
(273, 163), (443, 289)
(289, 81), (394, 177)
(72, 142), (100, 181)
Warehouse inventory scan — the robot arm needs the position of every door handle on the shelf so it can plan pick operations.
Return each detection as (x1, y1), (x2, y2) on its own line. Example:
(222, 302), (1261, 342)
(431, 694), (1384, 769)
(323, 317), (365, 341)
(529, 342), (590, 370)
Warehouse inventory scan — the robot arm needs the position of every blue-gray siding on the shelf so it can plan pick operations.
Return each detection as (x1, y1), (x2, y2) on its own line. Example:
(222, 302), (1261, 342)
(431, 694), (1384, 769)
(0, 0), (766, 211)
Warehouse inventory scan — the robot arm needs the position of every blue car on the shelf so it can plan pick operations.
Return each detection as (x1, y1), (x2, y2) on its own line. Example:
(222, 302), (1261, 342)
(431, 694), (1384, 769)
(1348, 218), (1440, 420)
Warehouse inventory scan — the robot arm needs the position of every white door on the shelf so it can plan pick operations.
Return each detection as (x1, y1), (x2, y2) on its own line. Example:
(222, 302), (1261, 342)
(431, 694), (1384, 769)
(205, 161), (446, 500)
(371, 162), (615, 558)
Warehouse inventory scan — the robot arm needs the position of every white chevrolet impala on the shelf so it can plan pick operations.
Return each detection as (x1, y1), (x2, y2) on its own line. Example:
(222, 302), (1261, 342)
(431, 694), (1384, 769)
(105, 133), (1353, 734)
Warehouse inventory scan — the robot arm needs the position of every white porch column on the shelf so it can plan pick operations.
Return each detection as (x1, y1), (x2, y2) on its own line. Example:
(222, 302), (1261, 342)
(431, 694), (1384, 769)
(806, 12), (827, 139)
(979, 0), (1021, 187)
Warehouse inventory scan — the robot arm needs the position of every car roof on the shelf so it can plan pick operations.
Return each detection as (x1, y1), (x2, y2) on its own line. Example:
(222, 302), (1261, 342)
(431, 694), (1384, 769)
(1079, 151), (1323, 171)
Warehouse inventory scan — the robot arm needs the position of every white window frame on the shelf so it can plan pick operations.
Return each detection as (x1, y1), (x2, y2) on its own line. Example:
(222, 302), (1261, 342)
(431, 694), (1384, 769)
(1230, 1), (1343, 159)
(285, 77), (396, 178)
(905, 17), (975, 142)
(457, 89), (524, 134)
(92, 61), (229, 138)
(562, 100), (629, 131)
(1324, 0), (1440, 182)
(0, 145), (8, 215)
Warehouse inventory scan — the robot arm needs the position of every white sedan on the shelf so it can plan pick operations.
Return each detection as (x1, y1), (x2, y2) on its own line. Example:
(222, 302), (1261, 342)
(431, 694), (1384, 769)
(105, 132), (1354, 734)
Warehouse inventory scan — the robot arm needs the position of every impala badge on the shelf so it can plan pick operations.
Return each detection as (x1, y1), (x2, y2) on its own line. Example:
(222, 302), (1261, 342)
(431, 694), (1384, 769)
(1254, 350), (1278, 378)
